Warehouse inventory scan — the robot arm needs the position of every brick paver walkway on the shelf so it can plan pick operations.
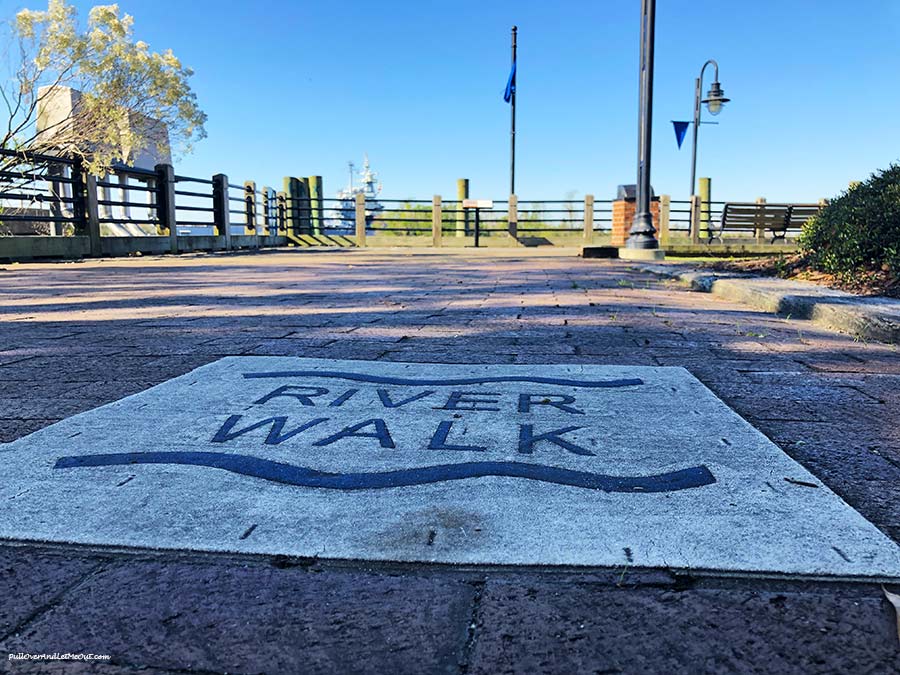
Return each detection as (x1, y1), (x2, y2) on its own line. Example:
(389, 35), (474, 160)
(1, 249), (898, 674)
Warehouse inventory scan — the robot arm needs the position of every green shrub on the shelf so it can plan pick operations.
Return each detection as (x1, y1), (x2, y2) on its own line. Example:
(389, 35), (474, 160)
(799, 164), (900, 277)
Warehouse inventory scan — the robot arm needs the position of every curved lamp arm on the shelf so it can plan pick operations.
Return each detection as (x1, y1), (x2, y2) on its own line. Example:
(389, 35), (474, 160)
(699, 59), (720, 84)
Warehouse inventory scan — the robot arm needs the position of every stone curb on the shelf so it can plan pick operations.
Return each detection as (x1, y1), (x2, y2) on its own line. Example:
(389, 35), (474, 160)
(640, 264), (900, 344)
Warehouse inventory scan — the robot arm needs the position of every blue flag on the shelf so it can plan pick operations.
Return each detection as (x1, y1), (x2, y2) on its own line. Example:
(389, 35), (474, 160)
(504, 62), (516, 103)
(672, 121), (690, 149)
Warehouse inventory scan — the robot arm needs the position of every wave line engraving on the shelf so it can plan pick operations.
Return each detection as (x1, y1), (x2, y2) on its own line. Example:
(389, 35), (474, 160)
(54, 452), (714, 493)
(241, 370), (644, 389)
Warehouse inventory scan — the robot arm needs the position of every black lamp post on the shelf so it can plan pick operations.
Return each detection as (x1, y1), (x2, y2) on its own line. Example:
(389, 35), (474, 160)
(689, 60), (730, 197)
(626, 0), (658, 250)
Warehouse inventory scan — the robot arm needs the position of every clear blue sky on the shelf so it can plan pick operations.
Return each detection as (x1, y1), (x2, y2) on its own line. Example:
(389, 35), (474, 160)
(4, 0), (900, 202)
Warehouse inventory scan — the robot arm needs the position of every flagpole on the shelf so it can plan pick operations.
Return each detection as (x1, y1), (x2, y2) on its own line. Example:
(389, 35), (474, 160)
(510, 25), (517, 197)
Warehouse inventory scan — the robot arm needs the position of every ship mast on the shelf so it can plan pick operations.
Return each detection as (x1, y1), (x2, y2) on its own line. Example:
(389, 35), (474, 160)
(333, 155), (383, 232)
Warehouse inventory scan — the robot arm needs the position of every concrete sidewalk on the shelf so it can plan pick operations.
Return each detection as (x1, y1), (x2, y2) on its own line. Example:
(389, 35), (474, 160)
(642, 263), (900, 344)
(1, 249), (898, 674)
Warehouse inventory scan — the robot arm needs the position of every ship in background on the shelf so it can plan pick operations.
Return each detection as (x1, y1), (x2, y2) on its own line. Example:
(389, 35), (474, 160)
(331, 155), (384, 231)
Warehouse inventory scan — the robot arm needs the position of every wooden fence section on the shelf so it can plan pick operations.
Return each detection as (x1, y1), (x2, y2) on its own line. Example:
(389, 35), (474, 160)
(0, 147), (822, 261)
(0, 148), (289, 261)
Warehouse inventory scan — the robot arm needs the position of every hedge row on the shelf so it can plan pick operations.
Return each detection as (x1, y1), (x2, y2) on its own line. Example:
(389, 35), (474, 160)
(800, 164), (900, 276)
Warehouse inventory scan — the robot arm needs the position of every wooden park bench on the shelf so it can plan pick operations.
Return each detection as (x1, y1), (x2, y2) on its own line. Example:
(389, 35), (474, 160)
(709, 202), (823, 244)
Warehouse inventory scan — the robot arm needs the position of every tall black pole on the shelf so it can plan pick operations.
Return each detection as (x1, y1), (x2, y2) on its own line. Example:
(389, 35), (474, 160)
(510, 26), (517, 197)
(690, 60), (719, 198)
(626, 0), (658, 250)
(689, 74), (702, 198)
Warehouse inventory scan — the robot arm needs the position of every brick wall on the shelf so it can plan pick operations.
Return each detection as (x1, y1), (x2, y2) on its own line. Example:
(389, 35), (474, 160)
(611, 199), (660, 247)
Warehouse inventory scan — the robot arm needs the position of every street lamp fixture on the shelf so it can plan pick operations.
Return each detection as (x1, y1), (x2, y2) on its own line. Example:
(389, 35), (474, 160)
(702, 80), (729, 116)
(690, 60), (729, 197)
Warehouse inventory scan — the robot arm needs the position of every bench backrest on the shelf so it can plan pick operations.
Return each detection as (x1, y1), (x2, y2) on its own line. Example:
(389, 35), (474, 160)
(720, 204), (789, 232)
(785, 204), (821, 229)
(719, 203), (823, 234)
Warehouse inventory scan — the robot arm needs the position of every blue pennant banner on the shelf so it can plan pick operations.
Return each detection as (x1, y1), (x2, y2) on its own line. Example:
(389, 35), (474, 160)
(504, 62), (516, 103)
(672, 121), (690, 149)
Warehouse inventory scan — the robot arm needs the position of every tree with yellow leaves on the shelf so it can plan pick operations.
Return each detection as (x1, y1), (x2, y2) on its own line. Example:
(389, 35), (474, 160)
(2, 0), (206, 176)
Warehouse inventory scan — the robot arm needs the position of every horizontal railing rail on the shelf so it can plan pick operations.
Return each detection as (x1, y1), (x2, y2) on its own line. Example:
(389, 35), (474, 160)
(174, 175), (213, 185)
(0, 169), (75, 183)
(0, 146), (77, 164)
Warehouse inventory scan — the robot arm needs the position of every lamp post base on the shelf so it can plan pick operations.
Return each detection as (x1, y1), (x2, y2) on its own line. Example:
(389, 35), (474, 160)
(618, 247), (665, 261)
(624, 211), (660, 250)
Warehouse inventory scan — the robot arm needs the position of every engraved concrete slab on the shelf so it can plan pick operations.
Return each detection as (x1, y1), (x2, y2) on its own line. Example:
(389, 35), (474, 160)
(0, 357), (898, 577)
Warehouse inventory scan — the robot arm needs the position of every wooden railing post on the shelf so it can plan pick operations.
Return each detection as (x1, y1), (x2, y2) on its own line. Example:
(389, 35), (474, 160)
(260, 186), (271, 236)
(755, 196), (767, 244)
(71, 160), (100, 255)
(243, 181), (257, 235)
(432, 195), (442, 247)
(355, 192), (366, 247)
(297, 177), (311, 234)
(276, 191), (287, 236)
(212, 173), (232, 250)
(83, 172), (102, 257)
(309, 175), (323, 236)
(690, 194), (701, 245)
(583, 194), (594, 244)
(69, 159), (87, 236)
(508, 194), (518, 238)
(282, 177), (296, 234)
(658, 194), (671, 248)
(155, 163), (178, 254)
(456, 178), (468, 237)
(699, 177), (711, 241)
